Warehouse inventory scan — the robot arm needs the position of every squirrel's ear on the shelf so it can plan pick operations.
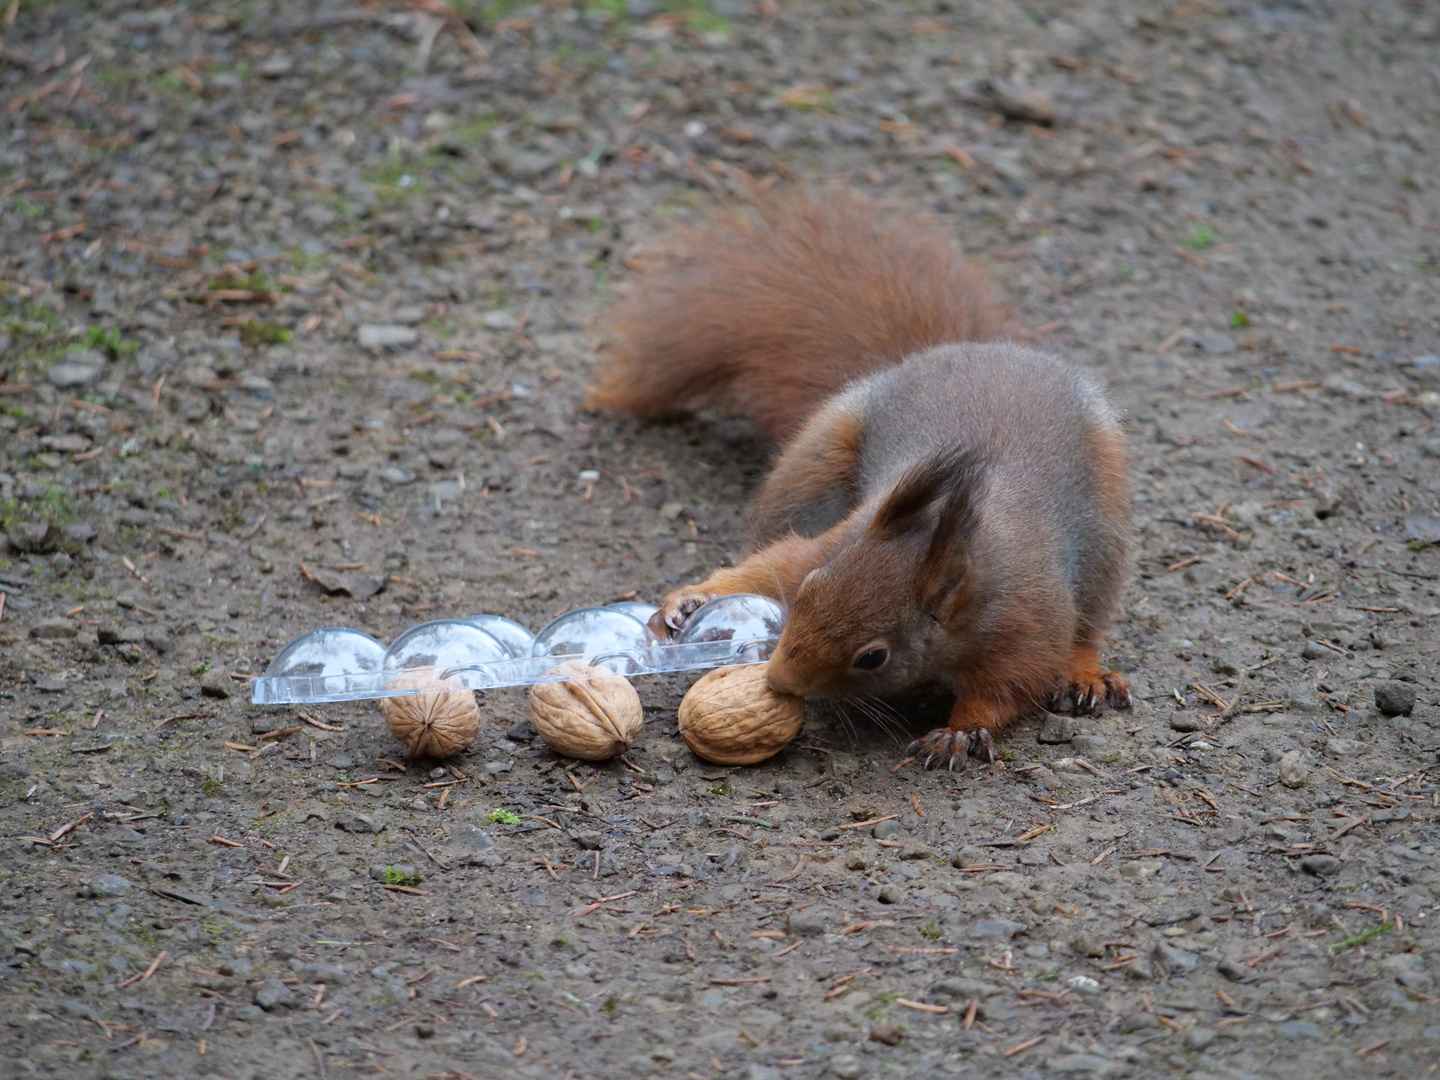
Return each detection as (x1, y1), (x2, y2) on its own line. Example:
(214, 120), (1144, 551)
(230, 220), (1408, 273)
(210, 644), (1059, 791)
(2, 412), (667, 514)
(869, 447), (983, 540)
(919, 475), (981, 621)
(869, 448), (985, 620)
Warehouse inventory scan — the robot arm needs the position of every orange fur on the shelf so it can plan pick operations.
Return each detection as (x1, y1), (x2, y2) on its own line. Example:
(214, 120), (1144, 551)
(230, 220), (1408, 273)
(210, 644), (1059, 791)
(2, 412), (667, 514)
(597, 192), (1132, 769)
(749, 399), (867, 543)
(948, 696), (1017, 735)
(588, 190), (1012, 444)
(1050, 646), (1132, 717)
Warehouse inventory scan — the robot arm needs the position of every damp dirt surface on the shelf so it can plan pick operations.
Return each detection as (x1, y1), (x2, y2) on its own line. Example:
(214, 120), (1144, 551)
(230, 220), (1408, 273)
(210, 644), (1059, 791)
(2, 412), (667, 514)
(1, 1), (1439, 1078)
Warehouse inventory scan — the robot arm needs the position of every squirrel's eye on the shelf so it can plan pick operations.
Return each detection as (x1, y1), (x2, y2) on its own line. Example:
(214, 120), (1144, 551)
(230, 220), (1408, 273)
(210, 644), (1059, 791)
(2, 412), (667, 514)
(852, 648), (888, 672)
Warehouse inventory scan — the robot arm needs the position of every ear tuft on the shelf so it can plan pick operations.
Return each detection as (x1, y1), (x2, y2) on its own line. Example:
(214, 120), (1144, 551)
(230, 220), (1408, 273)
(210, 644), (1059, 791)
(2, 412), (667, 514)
(869, 447), (985, 542)
(868, 448), (985, 613)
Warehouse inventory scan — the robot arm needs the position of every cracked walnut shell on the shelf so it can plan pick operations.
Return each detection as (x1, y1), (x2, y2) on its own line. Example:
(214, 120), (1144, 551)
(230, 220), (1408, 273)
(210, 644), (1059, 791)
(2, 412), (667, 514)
(678, 663), (804, 766)
(379, 669), (482, 759)
(529, 660), (644, 761)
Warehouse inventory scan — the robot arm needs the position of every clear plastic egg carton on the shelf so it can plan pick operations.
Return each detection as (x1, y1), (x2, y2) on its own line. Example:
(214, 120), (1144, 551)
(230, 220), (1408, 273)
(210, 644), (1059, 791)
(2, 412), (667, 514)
(250, 595), (785, 705)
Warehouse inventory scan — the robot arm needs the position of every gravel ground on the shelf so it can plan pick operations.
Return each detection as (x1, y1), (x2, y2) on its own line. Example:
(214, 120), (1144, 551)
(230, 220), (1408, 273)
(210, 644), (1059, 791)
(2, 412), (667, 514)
(1, 1), (1439, 1078)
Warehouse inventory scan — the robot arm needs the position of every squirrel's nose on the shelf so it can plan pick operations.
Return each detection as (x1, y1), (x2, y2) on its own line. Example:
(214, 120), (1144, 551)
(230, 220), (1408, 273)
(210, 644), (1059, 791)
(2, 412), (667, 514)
(765, 647), (803, 698)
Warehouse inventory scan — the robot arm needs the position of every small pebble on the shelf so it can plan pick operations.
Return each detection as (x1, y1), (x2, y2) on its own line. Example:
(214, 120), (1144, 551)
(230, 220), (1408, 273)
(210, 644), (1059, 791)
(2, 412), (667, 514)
(29, 617), (78, 640)
(1301, 853), (1341, 876)
(1216, 958), (1249, 982)
(86, 874), (134, 898)
(872, 819), (903, 840)
(199, 670), (232, 698)
(1037, 714), (1078, 743)
(253, 980), (294, 1011)
(868, 1021), (902, 1046)
(358, 324), (420, 350)
(1184, 1027), (1215, 1051)
(1278, 749), (1309, 788)
(1374, 681), (1416, 717)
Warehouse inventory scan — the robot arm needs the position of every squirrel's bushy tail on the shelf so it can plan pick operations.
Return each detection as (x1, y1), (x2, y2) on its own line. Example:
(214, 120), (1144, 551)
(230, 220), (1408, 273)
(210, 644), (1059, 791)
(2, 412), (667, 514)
(586, 189), (1012, 444)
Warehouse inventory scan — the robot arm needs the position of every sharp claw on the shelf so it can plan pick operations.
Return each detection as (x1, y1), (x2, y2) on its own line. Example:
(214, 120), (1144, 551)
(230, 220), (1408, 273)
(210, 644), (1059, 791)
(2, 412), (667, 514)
(976, 729), (996, 763)
(909, 727), (998, 770)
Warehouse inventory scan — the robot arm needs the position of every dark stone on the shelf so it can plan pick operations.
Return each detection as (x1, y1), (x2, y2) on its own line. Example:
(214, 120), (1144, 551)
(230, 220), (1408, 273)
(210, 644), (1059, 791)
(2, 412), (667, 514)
(86, 874), (134, 898)
(968, 918), (1027, 940)
(1301, 854), (1341, 876)
(1216, 958), (1250, 982)
(253, 979), (294, 1011)
(928, 978), (1002, 1000)
(868, 1021), (902, 1046)
(1072, 931), (1106, 958)
(1374, 681), (1417, 717)
(30, 617), (78, 640)
(298, 962), (353, 987)
(950, 845), (995, 869)
(787, 907), (831, 937)
(1152, 941), (1199, 974)
(446, 825), (495, 855)
(976, 998), (1021, 1020)
(1038, 715), (1078, 744)
(335, 810), (383, 833)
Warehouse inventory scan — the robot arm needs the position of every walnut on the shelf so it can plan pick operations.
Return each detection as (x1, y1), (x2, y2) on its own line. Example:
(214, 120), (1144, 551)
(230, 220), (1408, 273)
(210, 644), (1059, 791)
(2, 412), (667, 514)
(379, 669), (482, 759)
(678, 663), (804, 765)
(529, 660), (644, 761)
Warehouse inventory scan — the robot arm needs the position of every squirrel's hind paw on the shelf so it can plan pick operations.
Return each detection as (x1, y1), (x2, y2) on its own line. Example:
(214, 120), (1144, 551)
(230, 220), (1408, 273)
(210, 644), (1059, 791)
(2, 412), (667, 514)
(1049, 660), (1132, 716)
(908, 727), (996, 771)
(1101, 670), (1132, 709)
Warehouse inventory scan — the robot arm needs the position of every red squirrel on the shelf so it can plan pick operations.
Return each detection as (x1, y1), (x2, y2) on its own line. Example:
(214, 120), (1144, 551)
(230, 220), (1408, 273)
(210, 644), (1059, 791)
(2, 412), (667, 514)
(587, 191), (1131, 768)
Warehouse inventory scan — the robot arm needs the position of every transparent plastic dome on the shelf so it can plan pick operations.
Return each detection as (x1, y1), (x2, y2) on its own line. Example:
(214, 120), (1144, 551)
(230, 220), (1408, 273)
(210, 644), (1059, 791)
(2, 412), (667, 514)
(460, 614), (534, 659)
(383, 620), (510, 671)
(530, 607), (649, 659)
(677, 594), (786, 645)
(251, 599), (787, 705)
(264, 627), (386, 680)
(608, 600), (659, 626)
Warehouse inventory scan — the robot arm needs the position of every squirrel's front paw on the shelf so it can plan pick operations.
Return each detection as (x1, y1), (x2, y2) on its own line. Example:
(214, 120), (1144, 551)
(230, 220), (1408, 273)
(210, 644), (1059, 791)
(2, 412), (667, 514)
(649, 590), (718, 639)
(908, 727), (996, 771)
